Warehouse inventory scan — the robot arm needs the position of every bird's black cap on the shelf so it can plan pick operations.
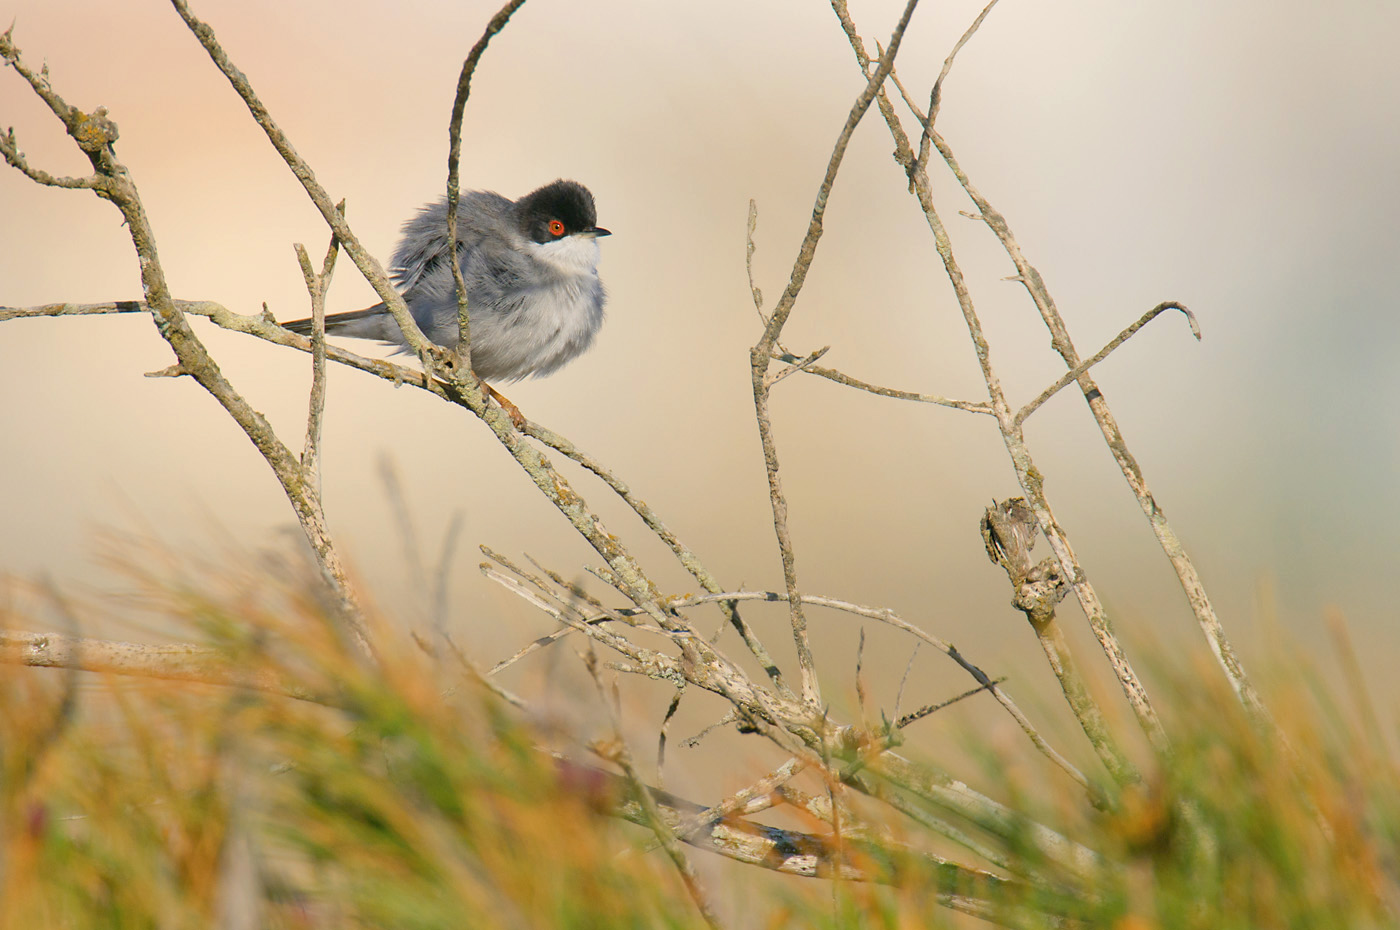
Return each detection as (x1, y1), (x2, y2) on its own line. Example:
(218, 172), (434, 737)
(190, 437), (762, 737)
(515, 179), (610, 243)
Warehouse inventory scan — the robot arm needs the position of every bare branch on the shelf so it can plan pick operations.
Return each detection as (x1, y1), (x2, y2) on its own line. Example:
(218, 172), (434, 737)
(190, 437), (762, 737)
(0, 299), (446, 393)
(1, 26), (108, 147)
(0, 630), (321, 702)
(0, 127), (100, 188)
(0, 300), (150, 321)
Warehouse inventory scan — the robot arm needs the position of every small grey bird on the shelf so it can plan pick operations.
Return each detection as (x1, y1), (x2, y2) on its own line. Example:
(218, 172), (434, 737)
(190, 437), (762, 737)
(284, 179), (609, 383)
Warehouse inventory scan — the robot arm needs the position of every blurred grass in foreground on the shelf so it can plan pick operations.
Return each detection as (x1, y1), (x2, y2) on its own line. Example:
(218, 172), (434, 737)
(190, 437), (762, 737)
(1, 548), (1397, 929)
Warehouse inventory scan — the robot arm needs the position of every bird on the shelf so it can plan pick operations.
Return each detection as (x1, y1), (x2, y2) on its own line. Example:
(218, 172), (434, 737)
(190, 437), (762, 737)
(282, 179), (610, 423)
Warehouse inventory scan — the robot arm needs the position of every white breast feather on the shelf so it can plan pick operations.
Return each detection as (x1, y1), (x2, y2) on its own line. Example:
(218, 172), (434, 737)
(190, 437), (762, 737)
(530, 235), (602, 274)
(502, 235), (604, 378)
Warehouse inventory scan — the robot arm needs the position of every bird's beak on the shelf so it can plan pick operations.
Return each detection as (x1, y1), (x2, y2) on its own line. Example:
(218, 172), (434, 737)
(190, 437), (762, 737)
(581, 226), (612, 238)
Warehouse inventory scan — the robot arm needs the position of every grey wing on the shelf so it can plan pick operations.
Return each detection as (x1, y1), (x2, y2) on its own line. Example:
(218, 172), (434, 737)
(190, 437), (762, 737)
(390, 192), (513, 293)
(387, 191), (534, 349)
(461, 222), (536, 311)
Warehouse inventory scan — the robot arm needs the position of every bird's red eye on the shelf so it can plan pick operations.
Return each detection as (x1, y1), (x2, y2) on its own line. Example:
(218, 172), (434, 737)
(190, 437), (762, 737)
(547, 219), (565, 237)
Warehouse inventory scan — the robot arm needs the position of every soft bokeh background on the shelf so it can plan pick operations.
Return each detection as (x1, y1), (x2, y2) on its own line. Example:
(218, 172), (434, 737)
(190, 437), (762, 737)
(2, 0), (1398, 798)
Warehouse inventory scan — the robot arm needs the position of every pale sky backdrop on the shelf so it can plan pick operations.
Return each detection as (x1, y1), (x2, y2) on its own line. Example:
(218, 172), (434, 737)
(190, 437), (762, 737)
(2, 0), (1399, 775)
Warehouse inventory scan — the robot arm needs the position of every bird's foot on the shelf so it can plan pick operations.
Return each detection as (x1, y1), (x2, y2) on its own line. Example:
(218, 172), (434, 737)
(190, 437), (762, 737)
(485, 383), (528, 430)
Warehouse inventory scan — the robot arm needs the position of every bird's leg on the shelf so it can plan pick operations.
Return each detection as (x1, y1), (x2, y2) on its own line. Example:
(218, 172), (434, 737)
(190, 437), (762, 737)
(485, 382), (528, 430)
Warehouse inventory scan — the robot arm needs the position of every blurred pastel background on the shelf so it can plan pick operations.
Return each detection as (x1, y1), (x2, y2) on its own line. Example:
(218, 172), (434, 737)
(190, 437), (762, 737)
(2, 0), (1398, 763)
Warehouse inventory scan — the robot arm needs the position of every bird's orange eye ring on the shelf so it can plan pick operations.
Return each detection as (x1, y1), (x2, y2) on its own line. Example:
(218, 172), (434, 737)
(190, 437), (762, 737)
(547, 219), (565, 237)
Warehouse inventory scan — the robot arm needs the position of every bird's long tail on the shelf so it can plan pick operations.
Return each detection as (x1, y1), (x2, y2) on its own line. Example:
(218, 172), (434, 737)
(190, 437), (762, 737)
(281, 304), (398, 342)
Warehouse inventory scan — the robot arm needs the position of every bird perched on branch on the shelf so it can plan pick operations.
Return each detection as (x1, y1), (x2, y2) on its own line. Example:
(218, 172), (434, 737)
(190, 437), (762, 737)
(282, 179), (610, 422)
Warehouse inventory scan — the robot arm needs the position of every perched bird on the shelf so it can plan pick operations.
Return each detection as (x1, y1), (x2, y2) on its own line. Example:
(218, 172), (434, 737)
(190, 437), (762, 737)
(283, 179), (610, 394)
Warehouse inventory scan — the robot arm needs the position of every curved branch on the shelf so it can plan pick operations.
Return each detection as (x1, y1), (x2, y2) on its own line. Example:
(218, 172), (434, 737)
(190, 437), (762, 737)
(1015, 301), (1200, 425)
(445, 0), (531, 363)
(0, 127), (100, 188)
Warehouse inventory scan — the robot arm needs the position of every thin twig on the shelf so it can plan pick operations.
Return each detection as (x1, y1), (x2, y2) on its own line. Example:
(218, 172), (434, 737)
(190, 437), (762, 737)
(766, 345), (830, 387)
(1015, 301), (1200, 425)
(0, 127), (99, 188)
(681, 712), (737, 749)
(658, 687), (684, 787)
(482, 548), (619, 629)
(893, 642), (919, 721)
(295, 209), (342, 490)
(745, 199), (766, 324)
(0, 299), (441, 389)
(895, 678), (1005, 730)
(478, 567), (657, 670)
(791, 359), (993, 413)
(445, 0), (530, 370)
(854, 628), (868, 724)
(918, 0), (1001, 158)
